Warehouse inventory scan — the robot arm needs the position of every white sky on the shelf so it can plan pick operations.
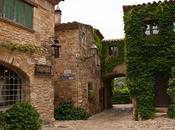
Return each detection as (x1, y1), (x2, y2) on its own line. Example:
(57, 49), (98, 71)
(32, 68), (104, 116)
(59, 0), (163, 39)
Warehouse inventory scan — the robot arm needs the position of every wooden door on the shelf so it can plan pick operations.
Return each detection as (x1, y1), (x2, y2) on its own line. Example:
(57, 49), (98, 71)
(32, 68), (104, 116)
(154, 74), (170, 107)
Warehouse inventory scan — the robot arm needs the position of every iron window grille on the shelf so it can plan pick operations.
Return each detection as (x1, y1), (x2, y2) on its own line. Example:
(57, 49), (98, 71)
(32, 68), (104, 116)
(0, 65), (25, 107)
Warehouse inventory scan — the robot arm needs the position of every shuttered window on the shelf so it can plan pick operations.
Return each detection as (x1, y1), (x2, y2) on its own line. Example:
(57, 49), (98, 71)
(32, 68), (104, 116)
(1, 0), (33, 29)
(15, 0), (25, 25)
(0, 0), (3, 17)
(25, 4), (33, 28)
(3, 0), (14, 20)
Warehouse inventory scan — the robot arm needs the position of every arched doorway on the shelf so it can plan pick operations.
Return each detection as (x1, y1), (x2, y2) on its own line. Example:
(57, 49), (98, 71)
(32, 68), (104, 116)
(102, 74), (127, 110)
(0, 64), (26, 107)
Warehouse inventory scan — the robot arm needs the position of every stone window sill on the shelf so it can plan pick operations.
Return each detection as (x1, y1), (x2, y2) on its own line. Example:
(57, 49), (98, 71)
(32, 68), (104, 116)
(0, 18), (35, 33)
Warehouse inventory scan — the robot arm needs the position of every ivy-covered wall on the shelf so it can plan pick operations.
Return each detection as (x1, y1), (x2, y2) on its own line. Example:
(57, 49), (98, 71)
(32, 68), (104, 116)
(123, 1), (175, 119)
(101, 39), (125, 74)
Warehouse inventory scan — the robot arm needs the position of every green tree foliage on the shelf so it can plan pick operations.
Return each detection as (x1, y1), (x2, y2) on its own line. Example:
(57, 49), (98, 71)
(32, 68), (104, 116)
(112, 77), (130, 104)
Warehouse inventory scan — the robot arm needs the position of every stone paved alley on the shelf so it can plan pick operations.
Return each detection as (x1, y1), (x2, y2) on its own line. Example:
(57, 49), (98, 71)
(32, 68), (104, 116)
(43, 104), (175, 130)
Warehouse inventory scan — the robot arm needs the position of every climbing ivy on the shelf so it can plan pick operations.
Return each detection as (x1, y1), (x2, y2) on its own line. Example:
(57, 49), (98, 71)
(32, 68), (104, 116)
(93, 32), (103, 56)
(101, 40), (125, 74)
(124, 1), (175, 119)
(0, 42), (40, 54)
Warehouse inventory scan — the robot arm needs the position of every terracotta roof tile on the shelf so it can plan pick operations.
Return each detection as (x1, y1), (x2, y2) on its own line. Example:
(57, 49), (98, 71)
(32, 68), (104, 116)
(123, 0), (175, 12)
(55, 22), (104, 39)
(55, 22), (92, 31)
(102, 39), (124, 44)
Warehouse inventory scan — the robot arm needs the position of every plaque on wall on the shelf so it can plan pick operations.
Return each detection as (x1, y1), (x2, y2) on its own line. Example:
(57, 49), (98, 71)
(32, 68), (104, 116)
(59, 70), (75, 80)
(34, 64), (52, 76)
(59, 73), (75, 80)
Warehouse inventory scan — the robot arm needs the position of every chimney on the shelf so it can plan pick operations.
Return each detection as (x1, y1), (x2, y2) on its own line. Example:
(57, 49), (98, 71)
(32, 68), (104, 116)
(55, 4), (62, 24)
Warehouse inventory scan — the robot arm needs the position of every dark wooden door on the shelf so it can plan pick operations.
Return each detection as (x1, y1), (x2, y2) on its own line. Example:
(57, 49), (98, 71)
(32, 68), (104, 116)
(154, 74), (170, 107)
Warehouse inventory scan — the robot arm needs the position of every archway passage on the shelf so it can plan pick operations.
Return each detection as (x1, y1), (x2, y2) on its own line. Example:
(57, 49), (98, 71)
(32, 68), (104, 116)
(101, 64), (128, 110)
(0, 65), (25, 107)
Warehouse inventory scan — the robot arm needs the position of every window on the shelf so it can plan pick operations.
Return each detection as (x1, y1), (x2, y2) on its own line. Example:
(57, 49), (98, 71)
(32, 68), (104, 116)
(80, 32), (86, 44)
(88, 82), (94, 100)
(0, 0), (33, 29)
(144, 21), (159, 36)
(0, 65), (24, 107)
(173, 20), (175, 32)
(109, 46), (118, 57)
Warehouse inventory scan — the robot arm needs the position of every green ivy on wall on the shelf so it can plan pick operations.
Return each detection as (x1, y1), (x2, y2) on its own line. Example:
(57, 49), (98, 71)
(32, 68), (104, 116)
(124, 1), (175, 119)
(0, 42), (40, 54)
(93, 32), (103, 56)
(101, 40), (125, 74)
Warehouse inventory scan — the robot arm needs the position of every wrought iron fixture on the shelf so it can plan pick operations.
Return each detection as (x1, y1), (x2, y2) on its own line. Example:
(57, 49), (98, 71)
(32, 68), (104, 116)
(50, 37), (61, 58)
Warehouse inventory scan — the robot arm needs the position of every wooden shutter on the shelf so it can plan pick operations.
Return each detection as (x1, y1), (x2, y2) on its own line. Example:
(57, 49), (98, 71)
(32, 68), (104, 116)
(15, 0), (25, 25)
(3, 0), (14, 20)
(0, 0), (3, 17)
(25, 4), (33, 28)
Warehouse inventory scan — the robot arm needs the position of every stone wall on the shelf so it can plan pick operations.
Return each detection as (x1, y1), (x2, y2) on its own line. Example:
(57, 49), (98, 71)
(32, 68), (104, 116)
(0, 0), (58, 124)
(54, 22), (102, 114)
(0, 0), (55, 46)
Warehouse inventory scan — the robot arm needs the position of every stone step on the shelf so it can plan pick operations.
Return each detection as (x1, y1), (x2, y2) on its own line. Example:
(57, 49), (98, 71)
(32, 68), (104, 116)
(155, 112), (167, 117)
(155, 107), (168, 113)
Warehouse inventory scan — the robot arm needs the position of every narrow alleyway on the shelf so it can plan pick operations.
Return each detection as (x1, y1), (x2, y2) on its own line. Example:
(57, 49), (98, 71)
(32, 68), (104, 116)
(43, 104), (175, 130)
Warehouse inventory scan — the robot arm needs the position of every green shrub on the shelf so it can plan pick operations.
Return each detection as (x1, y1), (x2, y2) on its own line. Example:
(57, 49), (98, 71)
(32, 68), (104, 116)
(5, 102), (42, 130)
(168, 104), (175, 118)
(112, 86), (131, 104)
(112, 93), (130, 104)
(72, 107), (90, 120)
(0, 111), (8, 130)
(54, 101), (89, 120)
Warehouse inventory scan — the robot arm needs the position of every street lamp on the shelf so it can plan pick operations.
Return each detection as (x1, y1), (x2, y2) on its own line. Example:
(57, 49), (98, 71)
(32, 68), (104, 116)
(89, 44), (97, 56)
(51, 39), (61, 58)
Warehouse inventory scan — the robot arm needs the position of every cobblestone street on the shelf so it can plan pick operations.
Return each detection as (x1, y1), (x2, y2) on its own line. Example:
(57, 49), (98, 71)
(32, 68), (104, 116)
(43, 104), (175, 130)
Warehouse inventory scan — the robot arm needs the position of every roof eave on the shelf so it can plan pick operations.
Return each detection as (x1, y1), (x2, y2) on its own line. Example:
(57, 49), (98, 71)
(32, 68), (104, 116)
(47, 0), (64, 5)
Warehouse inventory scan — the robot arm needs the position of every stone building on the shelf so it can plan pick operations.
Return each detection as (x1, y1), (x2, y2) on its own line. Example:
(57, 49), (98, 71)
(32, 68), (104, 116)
(0, 0), (105, 123)
(54, 22), (104, 114)
(123, 1), (175, 119)
(101, 39), (126, 110)
(0, 0), (62, 124)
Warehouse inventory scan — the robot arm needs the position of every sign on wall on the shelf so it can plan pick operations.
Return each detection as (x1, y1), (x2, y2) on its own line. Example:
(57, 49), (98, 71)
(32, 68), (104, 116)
(59, 69), (75, 80)
(34, 64), (52, 76)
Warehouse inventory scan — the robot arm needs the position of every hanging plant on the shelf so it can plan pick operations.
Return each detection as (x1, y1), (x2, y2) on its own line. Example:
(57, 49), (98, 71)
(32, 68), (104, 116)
(0, 42), (40, 54)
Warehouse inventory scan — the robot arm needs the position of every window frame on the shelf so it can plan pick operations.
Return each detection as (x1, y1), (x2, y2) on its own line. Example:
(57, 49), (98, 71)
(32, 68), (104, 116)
(108, 46), (118, 57)
(173, 19), (175, 32)
(144, 20), (159, 36)
(0, 0), (33, 30)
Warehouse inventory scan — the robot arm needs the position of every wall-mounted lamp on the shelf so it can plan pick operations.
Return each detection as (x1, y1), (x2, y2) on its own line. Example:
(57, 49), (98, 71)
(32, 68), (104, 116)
(90, 44), (97, 56)
(51, 39), (61, 58)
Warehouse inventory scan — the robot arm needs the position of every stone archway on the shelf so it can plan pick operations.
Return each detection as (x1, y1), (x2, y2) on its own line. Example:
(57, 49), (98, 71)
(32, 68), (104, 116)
(0, 51), (54, 123)
(102, 64), (126, 110)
